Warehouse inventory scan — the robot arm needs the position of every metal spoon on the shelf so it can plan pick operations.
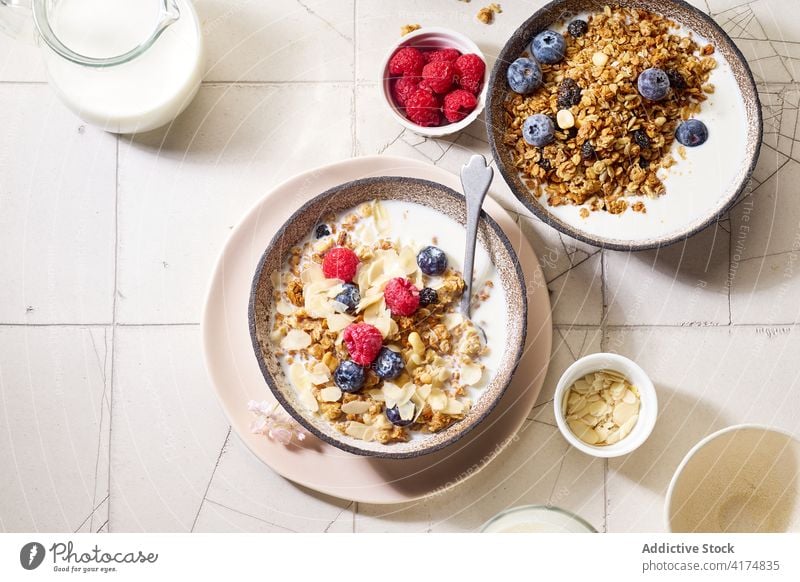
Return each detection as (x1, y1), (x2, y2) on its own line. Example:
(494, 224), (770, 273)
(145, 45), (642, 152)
(459, 154), (494, 323)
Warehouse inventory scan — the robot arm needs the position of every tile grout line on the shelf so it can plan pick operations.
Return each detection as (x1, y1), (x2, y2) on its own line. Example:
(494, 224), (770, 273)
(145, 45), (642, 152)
(202, 498), (297, 533)
(351, 0), (358, 157)
(107, 134), (120, 533)
(599, 249), (609, 533)
(88, 327), (110, 532)
(190, 427), (232, 533)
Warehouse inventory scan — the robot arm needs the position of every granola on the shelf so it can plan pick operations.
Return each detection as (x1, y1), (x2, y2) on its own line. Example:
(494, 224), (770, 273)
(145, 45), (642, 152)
(477, 3), (502, 25)
(502, 5), (717, 214)
(267, 200), (495, 443)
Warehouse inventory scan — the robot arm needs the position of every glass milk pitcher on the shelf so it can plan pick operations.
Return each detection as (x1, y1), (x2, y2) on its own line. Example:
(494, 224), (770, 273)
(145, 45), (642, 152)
(0, 0), (204, 133)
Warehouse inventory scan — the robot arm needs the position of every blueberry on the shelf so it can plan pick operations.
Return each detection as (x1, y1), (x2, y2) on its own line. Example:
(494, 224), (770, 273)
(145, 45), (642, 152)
(419, 287), (438, 306)
(315, 224), (331, 238)
(530, 30), (566, 64)
(417, 245), (448, 276)
(372, 347), (405, 380)
(333, 360), (365, 393)
(334, 283), (360, 313)
(385, 405), (414, 427)
(675, 119), (708, 147)
(506, 57), (542, 95)
(637, 68), (670, 101)
(522, 114), (554, 147)
(567, 19), (588, 38)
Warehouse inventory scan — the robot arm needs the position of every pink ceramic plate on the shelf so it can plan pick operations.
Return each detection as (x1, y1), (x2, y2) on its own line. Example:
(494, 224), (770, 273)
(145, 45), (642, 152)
(201, 156), (552, 504)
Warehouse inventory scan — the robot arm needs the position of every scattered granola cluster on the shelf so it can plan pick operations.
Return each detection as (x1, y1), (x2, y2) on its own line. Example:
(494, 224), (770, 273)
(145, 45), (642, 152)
(502, 5), (717, 215)
(267, 200), (491, 444)
(477, 3), (502, 25)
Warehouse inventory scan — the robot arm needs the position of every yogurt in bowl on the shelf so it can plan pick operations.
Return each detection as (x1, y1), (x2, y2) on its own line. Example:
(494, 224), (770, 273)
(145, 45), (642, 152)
(248, 177), (527, 459)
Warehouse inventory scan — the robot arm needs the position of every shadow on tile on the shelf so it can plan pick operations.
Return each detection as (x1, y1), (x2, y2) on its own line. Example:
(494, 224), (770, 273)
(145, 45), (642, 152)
(626, 220), (730, 292)
(610, 382), (731, 496)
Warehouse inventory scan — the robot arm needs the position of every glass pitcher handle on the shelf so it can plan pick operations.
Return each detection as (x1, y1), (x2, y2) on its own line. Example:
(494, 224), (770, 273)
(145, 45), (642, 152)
(32, 0), (181, 67)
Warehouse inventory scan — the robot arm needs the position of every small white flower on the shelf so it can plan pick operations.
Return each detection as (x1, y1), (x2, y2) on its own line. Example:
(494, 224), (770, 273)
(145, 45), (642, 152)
(246, 400), (307, 445)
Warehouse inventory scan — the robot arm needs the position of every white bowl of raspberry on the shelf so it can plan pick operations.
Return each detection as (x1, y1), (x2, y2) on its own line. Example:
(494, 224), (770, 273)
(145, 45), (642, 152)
(380, 27), (488, 137)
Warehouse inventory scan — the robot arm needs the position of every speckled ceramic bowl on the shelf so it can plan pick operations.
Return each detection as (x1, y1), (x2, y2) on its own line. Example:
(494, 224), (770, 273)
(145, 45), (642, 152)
(248, 177), (527, 459)
(486, 0), (762, 251)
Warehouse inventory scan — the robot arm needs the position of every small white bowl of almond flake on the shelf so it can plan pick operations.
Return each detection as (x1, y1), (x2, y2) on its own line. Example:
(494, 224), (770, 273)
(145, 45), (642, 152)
(553, 353), (657, 458)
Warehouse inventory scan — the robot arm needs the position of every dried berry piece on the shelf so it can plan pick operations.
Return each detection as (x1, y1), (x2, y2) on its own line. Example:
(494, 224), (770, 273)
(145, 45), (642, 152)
(567, 19), (588, 38)
(581, 142), (595, 160)
(633, 129), (651, 149)
(665, 68), (687, 90)
(557, 78), (582, 108)
(419, 287), (438, 306)
(638, 156), (649, 169)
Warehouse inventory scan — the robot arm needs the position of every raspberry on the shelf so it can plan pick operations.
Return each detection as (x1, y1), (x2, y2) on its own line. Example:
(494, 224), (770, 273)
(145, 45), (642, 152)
(405, 88), (440, 127)
(454, 53), (485, 95)
(388, 47), (425, 77)
(420, 60), (455, 94)
(384, 277), (420, 316)
(322, 247), (359, 282)
(392, 76), (419, 108)
(424, 48), (461, 63)
(443, 89), (478, 123)
(343, 323), (383, 366)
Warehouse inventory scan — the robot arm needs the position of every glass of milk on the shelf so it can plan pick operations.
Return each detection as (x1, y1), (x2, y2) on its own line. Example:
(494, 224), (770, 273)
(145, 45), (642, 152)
(480, 505), (597, 533)
(12, 0), (204, 133)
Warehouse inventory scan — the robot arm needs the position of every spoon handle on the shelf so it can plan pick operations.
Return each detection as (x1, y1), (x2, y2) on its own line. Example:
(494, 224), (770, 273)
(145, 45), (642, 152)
(459, 154), (494, 317)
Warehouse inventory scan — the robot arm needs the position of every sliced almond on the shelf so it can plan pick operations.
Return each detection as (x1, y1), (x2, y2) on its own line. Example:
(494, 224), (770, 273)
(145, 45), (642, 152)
(309, 362), (331, 385)
(341, 400), (372, 415)
(397, 401), (416, 421)
(460, 362), (483, 386)
(289, 362), (312, 392)
(618, 414), (639, 440)
(345, 422), (369, 440)
(568, 420), (600, 445)
(280, 329), (312, 351)
(276, 301), (295, 316)
(300, 264), (325, 284)
(428, 388), (448, 411)
(589, 401), (608, 416)
(326, 313), (355, 332)
(319, 386), (342, 402)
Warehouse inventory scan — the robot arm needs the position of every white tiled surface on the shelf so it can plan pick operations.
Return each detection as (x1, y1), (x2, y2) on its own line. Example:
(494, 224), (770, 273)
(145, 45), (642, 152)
(1, 0), (799, 533)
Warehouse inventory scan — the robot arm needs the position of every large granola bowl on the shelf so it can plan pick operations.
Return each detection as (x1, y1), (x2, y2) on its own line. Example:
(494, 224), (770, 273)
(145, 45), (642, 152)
(486, 0), (762, 251)
(248, 176), (528, 459)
